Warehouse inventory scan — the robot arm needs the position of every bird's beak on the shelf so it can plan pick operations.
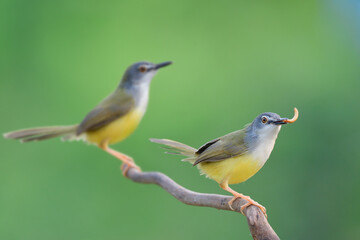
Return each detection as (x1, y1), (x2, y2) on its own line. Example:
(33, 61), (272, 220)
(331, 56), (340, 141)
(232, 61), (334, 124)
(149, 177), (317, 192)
(154, 61), (173, 70)
(273, 107), (299, 125)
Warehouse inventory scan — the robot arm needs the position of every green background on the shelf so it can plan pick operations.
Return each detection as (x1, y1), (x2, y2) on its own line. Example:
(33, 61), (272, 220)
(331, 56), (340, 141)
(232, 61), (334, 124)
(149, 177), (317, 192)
(1, 0), (360, 239)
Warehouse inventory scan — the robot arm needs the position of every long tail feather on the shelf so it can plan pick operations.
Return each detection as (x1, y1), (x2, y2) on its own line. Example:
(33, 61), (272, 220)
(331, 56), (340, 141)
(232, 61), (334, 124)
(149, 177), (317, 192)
(150, 138), (197, 163)
(4, 125), (78, 143)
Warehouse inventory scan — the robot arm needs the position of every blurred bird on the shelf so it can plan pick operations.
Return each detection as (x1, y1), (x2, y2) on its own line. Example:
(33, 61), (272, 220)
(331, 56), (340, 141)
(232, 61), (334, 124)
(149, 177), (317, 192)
(4, 61), (172, 173)
(150, 108), (298, 216)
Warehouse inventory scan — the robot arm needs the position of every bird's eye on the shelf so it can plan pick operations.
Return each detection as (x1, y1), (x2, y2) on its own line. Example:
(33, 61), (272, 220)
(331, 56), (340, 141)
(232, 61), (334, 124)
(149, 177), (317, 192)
(261, 116), (268, 124)
(138, 66), (147, 73)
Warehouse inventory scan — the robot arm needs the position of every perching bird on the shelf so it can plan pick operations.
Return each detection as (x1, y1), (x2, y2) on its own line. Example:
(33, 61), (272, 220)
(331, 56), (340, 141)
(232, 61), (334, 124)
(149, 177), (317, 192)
(150, 108), (298, 216)
(4, 61), (172, 173)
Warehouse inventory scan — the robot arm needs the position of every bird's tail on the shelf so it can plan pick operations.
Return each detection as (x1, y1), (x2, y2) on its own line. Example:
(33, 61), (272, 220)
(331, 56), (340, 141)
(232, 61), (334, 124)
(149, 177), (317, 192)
(3, 125), (79, 143)
(150, 138), (197, 164)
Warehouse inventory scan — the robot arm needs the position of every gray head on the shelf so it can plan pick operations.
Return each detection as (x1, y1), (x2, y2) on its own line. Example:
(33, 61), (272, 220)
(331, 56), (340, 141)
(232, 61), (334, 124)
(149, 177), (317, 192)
(250, 112), (283, 137)
(245, 108), (298, 145)
(119, 61), (172, 89)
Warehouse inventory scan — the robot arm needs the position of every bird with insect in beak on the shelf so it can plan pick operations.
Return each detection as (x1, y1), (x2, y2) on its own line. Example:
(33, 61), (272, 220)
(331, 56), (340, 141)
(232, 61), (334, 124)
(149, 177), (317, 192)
(4, 61), (172, 174)
(150, 108), (299, 217)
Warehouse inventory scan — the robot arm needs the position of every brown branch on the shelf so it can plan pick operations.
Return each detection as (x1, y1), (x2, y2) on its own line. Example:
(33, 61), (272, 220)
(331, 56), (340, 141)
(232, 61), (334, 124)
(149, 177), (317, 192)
(125, 167), (280, 240)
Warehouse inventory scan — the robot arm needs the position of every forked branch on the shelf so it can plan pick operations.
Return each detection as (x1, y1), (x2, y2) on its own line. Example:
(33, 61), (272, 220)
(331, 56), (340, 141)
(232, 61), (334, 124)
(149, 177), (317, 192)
(125, 167), (280, 240)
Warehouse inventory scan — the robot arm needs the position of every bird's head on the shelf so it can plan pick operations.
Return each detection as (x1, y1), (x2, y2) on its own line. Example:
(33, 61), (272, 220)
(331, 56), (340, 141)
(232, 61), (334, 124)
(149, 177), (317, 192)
(249, 108), (299, 140)
(120, 61), (172, 88)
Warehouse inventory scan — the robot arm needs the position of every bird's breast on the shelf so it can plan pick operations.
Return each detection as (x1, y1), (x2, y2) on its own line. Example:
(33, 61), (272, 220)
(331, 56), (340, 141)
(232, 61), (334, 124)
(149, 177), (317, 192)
(248, 136), (277, 167)
(132, 83), (149, 113)
(85, 108), (144, 145)
(198, 154), (263, 185)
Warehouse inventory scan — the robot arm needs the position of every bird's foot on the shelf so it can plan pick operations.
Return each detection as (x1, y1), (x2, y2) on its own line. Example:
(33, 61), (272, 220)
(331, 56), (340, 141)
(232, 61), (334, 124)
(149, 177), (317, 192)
(121, 161), (141, 177)
(229, 194), (267, 218)
(100, 144), (142, 177)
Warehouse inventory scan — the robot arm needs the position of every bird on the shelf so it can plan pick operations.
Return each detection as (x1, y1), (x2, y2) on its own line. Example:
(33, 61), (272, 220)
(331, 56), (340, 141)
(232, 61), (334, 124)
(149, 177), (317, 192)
(150, 108), (298, 216)
(4, 61), (172, 174)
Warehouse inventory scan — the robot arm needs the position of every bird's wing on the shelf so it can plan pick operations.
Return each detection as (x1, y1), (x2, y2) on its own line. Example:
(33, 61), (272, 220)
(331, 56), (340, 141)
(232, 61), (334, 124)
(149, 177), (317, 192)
(193, 129), (248, 166)
(76, 90), (135, 135)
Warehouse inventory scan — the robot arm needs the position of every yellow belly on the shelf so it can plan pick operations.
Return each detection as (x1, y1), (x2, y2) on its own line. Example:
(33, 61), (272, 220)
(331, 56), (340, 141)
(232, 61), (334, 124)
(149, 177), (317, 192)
(198, 155), (262, 185)
(85, 109), (143, 145)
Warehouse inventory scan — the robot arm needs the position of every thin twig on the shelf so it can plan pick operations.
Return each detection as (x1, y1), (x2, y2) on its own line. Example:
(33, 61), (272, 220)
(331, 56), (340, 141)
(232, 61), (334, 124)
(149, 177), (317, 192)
(125, 167), (280, 240)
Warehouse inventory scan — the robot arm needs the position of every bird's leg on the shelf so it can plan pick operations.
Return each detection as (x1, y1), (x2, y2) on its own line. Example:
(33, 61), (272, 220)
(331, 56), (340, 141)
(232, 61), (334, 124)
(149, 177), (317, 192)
(220, 181), (267, 218)
(99, 141), (141, 176)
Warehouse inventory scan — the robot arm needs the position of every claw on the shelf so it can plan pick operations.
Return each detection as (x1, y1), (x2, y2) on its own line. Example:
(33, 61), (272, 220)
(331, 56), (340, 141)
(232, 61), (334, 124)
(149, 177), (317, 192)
(99, 141), (141, 177)
(240, 200), (267, 218)
(220, 181), (267, 218)
(121, 161), (141, 177)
